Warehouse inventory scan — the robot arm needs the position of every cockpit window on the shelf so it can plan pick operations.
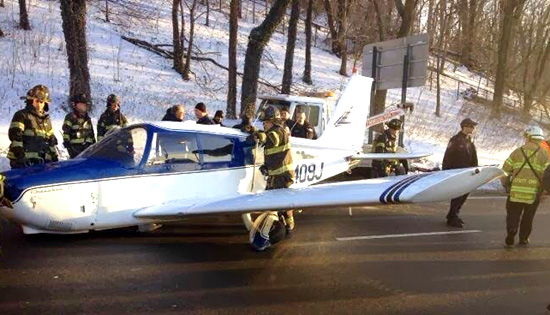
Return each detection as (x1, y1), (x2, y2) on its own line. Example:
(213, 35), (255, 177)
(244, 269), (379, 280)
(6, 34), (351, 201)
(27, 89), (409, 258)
(80, 127), (148, 167)
(197, 134), (234, 164)
(294, 104), (320, 126)
(146, 132), (200, 168)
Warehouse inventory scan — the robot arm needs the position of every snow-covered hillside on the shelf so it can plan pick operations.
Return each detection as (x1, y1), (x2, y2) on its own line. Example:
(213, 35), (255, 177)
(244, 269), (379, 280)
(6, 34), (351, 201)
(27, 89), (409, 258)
(0, 0), (537, 174)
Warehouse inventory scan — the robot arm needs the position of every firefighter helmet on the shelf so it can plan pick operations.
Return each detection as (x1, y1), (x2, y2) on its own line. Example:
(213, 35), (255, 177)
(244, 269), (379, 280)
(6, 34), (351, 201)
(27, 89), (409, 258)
(524, 125), (544, 140)
(21, 85), (51, 103)
(387, 118), (402, 130)
(71, 93), (89, 105)
(260, 106), (280, 122)
(107, 94), (119, 106)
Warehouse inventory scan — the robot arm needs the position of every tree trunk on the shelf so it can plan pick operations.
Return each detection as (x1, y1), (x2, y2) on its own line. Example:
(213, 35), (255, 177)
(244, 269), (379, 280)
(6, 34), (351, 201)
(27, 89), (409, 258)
(60, 0), (92, 105)
(459, 0), (477, 69)
(19, 0), (31, 30)
(338, 0), (348, 76)
(302, 0), (313, 85)
(0, 25), (4, 37)
(240, 0), (291, 117)
(323, 0), (339, 55)
(493, 0), (526, 116)
(436, 0), (448, 117)
(0, 0), (5, 8)
(281, 0), (300, 94)
(183, 0), (198, 81)
(172, 0), (185, 75)
(205, 0), (210, 26)
(226, 0), (238, 119)
(105, 0), (110, 22)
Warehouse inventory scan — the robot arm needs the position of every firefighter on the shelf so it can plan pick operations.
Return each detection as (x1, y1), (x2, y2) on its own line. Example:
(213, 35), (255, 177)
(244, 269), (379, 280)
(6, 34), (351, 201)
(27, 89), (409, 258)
(371, 119), (407, 178)
(249, 106), (295, 251)
(97, 94), (128, 141)
(442, 118), (479, 228)
(501, 125), (550, 246)
(63, 94), (96, 158)
(7, 85), (58, 168)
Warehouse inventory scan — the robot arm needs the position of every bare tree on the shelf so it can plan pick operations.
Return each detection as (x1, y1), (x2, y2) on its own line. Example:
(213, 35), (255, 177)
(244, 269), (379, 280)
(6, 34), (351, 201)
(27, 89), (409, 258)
(19, 0), (31, 30)
(203, 0), (210, 26)
(240, 0), (291, 117)
(172, 0), (185, 76)
(183, 0), (198, 81)
(226, 0), (239, 118)
(436, 0), (450, 117)
(303, 0), (313, 84)
(60, 0), (92, 103)
(457, 0), (477, 68)
(324, 0), (340, 55)
(281, 0), (300, 94)
(338, 0), (349, 76)
(493, 0), (526, 116)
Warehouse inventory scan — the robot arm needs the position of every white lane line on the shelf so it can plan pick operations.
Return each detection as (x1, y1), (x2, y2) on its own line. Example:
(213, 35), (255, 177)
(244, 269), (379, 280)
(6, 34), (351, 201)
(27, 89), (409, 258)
(468, 196), (507, 200)
(336, 230), (482, 241)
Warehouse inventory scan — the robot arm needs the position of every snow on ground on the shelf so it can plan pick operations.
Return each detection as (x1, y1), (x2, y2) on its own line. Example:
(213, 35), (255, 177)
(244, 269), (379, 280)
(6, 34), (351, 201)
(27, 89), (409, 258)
(0, 0), (539, 193)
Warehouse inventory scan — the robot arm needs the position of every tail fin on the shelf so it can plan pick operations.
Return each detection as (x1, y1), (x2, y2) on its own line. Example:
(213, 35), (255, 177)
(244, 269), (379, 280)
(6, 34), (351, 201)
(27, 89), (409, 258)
(317, 75), (373, 152)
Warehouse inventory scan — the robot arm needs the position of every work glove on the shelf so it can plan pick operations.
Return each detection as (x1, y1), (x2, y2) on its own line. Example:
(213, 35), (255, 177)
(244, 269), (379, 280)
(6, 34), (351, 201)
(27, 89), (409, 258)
(259, 165), (269, 176)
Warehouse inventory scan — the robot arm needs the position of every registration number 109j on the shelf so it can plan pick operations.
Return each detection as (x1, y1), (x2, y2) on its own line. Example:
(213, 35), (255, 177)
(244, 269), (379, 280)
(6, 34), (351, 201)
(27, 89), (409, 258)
(294, 162), (324, 184)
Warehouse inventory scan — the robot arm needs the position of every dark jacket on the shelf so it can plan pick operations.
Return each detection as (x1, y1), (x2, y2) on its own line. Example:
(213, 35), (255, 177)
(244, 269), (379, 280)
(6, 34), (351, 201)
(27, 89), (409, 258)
(197, 115), (214, 125)
(442, 131), (478, 170)
(290, 121), (317, 139)
(97, 109), (128, 141)
(63, 111), (96, 158)
(162, 108), (183, 122)
(7, 104), (58, 168)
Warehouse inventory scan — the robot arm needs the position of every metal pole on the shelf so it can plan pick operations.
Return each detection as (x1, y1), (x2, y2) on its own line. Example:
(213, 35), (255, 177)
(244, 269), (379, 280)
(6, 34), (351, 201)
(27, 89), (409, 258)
(399, 45), (411, 147)
(368, 46), (378, 144)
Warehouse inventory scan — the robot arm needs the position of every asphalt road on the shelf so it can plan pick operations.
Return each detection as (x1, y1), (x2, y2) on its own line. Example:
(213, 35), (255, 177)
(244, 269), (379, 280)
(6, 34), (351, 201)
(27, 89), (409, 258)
(1, 197), (550, 314)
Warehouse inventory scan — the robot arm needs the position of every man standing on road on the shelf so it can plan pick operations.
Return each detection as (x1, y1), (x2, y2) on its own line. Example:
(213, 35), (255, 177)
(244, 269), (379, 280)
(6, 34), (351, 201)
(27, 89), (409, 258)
(7, 85), (58, 168)
(249, 106), (295, 251)
(502, 125), (550, 246)
(442, 118), (479, 228)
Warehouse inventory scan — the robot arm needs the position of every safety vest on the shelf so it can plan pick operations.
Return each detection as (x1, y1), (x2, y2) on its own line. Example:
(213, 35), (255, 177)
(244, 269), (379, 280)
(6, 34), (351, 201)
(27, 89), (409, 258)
(502, 141), (550, 204)
(7, 105), (58, 165)
(259, 124), (294, 178)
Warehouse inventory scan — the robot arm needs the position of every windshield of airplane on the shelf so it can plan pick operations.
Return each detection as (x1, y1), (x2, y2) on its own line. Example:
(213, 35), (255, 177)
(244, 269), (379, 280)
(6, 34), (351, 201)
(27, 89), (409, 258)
(80, 127), (148, 167)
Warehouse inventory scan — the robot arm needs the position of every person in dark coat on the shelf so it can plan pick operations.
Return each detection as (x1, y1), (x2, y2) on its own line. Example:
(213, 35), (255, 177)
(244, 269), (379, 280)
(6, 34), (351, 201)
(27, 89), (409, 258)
(442, 118), (479, 228)
(162, 105), (185, 122)
(97, 94), (128, 141)
(290, 110), (317, 139)
(194, 102), (214, 125)
(213, 110), (225, 126)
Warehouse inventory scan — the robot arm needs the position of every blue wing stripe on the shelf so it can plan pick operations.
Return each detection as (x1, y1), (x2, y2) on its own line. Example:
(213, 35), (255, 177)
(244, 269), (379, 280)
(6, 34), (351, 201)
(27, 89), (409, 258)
(393, 173), (430, 203)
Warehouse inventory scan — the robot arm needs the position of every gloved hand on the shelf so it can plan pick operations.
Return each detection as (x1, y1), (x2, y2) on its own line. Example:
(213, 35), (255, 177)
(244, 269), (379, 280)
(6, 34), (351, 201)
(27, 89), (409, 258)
(14, 158), (30, 168)
(259, 165), (268, 176)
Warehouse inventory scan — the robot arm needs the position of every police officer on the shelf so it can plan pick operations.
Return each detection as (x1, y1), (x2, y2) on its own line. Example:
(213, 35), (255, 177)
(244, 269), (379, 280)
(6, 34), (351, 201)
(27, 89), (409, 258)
(501, 125), (550, 246)
(290, 110), (317, 139)
(249, 106), (295, 251)
(63, 94), (96, 158)
(442, 118), (478, 228)
(371, 119), (407, 177)
(7, 85), (59, 168)
(97, 94), (128, 141)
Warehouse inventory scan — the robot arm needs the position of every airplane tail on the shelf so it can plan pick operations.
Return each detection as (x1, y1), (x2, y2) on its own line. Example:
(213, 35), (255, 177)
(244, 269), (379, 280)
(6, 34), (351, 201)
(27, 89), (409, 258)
(317, 75), (373, 152)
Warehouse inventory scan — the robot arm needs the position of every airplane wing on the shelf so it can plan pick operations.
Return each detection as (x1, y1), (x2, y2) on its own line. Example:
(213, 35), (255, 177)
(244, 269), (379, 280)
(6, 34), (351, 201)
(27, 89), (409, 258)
(133, 166), (503, 220)
(352, 152), (432, 160)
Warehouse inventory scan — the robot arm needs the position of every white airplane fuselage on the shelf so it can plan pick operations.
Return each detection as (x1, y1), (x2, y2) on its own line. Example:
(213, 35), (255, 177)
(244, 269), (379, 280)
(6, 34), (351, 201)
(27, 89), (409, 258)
(0, 122), (355, 234)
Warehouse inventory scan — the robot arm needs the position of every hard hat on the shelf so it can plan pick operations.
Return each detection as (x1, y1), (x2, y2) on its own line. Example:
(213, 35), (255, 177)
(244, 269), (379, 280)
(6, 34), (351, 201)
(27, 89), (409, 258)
(71, 93), (89, 104)
(387, 118), (402, 130)
(260, 106), (280, 122)
(107, 94), (119, 106)
(21, 85), (51, 103)
(524, 125), (544, 140)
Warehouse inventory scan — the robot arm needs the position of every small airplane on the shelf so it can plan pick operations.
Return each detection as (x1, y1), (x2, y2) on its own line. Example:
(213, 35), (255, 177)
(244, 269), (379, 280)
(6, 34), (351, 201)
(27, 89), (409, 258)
(0, 75), (503, 249)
